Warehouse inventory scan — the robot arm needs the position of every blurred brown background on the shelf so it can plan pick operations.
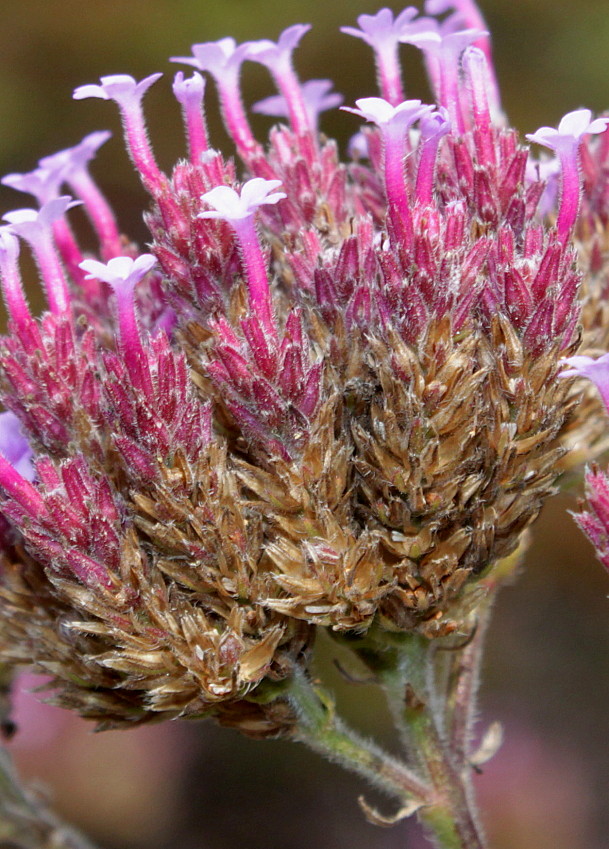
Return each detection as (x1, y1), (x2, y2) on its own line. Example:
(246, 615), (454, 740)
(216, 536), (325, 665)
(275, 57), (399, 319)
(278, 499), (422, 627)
(2, 1), (609, 848)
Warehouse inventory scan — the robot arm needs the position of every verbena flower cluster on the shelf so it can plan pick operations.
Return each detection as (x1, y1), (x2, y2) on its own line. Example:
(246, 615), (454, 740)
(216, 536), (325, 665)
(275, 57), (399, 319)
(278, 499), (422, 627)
(1, 0), (609, 736)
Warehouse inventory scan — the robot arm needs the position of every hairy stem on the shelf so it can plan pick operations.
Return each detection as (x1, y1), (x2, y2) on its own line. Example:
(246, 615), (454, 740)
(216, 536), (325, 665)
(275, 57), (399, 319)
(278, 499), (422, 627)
(342, 619), (492, 849)
(286, 669), (432, 806)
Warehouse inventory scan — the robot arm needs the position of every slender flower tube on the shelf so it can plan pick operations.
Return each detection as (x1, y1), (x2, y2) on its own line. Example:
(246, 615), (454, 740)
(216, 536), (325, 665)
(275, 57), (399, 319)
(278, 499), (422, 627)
(416, 107), (451, 203)
(424, 0), (500, 113)
(343, 97), (432, 251)
(3, 198), (80, 315)
(79, 255), (158, 396)
(341, 8), (433, 106)
(462, 47), (495, 166)
(2, 164), (85, 278)
(244, 25), (312, 137)
(402, 26), (485, 134)
(527, 109), (609, 242)
(0, 231), (33, 335)
(253, 79), (343, 135)
(171, 39), (257, 158)
(39, 131), (123, 260)
(73, 74), (165, 194)
(199, 178), (286, 338)
(173, 71), (209, 163)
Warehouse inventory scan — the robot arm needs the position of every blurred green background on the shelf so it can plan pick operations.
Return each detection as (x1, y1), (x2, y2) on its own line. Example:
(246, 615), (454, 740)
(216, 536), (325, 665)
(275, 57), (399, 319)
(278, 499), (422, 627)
(2, 1), (609, 848)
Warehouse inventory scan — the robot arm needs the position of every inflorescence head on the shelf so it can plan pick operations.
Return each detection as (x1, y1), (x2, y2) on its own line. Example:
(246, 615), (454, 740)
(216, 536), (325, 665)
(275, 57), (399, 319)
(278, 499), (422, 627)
(0, 1), (607, 733)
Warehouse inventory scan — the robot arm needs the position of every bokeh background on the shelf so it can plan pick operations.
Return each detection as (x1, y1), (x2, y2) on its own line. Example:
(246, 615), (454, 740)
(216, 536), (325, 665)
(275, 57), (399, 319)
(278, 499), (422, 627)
(2, 1), (609, 848)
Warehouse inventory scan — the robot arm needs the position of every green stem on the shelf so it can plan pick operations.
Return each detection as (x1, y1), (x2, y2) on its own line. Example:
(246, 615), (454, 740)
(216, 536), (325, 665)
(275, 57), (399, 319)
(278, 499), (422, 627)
(286, 669), (433, 807)
(343, 625), (490, 849)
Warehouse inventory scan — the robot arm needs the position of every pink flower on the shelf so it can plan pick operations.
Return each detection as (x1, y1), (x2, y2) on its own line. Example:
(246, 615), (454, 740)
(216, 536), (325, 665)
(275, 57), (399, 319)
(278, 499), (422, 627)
(199, 179), (286, 221)
(527, 109), (609, 154)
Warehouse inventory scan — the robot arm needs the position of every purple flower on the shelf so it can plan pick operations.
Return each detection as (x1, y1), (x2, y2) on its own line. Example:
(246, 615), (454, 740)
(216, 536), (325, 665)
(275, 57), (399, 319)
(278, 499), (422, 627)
(341, 7), (431, 49)
(171, 38), (250, 78)
(253, 79), (342, 130)
(2, 167), (64, 206)
(3, 197), (81, 241)
(559, 353), (609, 412)
(199, 179), (286, 222)
(526, 109), (609, 155)
(172, 71), (206, 107)
(342, 97), (430, 130)
(244, 26), (313, 135)
(38, 131), (111, 180)
(0, 411), (34, 482)
(341, 8), (433, 105)
(73, 73), (162, 109)
(80, 255), (158, 396)
(243, 25), (311, 72)
(73, 75), (164, 192)
(171, 40), (256, 156)
(528, 110), (609, 241)
(79, 254), (158, 295)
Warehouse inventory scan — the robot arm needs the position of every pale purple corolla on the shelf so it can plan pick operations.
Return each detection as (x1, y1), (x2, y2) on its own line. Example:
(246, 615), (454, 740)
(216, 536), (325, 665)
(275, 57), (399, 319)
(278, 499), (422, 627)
(74, 74), (164, 192)
(244, 25), (312, 136)
(80, 255), (158, 396)
(341, 8), (433, 105)
(527, 109), (609, 242)
(200, 179), (286, 337)
(401, 25), (486, 133)
(424, 0), (496, 98)
(253, 79), (342, 135)
(171, 39), (256, 157)
(559, 353), (609, 413)
(36, 131), (122, 260)
(173, 72), (209, 163)
(0, 411), (34, 482)
(2, 163), (87, 281)
(2, 167), (64, 206)
(3, 198), (81, 315)
(343, 97), (432, 249)
(0, 410), (43, 519)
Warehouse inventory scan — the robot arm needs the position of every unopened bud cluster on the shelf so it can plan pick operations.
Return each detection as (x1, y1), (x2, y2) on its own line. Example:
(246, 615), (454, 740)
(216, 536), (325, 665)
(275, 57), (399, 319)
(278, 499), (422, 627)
(0, 2), (606, 734)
